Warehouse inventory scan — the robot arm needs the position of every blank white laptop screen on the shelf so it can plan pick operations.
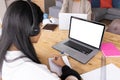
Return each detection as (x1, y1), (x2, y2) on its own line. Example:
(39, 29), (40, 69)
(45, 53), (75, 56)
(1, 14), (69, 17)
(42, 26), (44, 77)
(69, 17), (105, 48)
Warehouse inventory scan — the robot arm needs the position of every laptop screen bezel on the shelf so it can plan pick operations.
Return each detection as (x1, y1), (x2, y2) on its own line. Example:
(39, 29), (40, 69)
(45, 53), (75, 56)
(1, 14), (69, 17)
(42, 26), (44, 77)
(68, 16), (105, 49)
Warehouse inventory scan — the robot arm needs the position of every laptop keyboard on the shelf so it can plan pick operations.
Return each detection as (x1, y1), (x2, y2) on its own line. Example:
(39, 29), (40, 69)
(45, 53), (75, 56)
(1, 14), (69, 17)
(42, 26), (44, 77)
(64, 41), (93, 55)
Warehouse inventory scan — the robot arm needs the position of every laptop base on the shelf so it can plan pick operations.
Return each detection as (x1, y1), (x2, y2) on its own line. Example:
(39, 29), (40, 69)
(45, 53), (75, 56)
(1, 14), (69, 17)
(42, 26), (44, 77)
(53, 39), (99, 64)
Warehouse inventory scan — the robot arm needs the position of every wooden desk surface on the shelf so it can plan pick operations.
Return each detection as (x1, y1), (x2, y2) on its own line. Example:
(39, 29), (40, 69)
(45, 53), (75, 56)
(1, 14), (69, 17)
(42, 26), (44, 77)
(34, 27), (120, 74)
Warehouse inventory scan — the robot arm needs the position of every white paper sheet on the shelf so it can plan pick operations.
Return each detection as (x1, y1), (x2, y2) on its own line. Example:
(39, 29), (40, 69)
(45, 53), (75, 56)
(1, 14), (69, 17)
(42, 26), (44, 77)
(81, 63), (120, 80)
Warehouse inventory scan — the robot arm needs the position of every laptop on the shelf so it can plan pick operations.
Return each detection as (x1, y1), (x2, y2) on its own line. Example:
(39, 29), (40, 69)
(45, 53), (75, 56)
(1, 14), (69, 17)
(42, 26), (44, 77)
(59, 13), (87, 30)
(53, 16), (105, 64)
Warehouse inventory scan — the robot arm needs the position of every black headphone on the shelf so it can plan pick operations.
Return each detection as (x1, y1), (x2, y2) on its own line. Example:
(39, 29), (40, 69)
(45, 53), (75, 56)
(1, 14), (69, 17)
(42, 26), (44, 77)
(27, 1), (40, 36)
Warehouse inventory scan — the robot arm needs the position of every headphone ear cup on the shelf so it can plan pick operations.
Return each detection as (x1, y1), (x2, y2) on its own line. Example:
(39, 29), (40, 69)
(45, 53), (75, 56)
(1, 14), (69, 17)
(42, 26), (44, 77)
(30, 25), (40, 36)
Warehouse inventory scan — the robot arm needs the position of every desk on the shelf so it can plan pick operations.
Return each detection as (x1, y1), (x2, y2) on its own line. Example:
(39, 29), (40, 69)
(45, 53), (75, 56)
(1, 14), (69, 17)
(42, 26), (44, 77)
(34, 27), (120, 74)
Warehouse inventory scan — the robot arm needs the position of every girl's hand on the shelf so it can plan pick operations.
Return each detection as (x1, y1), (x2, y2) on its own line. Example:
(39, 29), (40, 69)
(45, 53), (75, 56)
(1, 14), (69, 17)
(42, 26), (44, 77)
(52, 56), (66, 67)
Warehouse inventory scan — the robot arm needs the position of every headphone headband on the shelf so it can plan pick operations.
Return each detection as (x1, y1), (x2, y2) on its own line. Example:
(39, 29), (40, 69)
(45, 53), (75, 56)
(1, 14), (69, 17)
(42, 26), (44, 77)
(27, 1), (40, 36)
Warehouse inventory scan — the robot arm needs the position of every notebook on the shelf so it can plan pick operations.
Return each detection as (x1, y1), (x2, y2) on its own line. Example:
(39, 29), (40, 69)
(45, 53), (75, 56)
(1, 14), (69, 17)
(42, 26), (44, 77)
(101, 42), (120, 57)
(43, 24), (58, 31)
(59, 13), (87, 30)
(53, 16), (105, 64)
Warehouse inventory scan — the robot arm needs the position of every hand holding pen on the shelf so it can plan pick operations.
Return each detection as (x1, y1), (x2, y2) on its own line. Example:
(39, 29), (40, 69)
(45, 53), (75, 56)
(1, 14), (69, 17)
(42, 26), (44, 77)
(52, 55), (66, 67)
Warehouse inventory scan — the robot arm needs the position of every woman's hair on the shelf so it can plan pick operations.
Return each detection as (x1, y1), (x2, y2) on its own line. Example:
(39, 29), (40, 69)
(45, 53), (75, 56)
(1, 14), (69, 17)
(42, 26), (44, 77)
(0, 1), (43, 70)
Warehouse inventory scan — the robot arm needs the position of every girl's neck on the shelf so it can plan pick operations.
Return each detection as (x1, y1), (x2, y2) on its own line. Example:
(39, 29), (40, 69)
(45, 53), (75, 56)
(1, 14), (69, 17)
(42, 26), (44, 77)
(8, 44), (19, 51)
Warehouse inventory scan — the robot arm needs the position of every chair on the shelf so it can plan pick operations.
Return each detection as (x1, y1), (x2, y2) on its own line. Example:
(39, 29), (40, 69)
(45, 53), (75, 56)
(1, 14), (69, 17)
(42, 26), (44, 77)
(107, 19), (120, 35)
(49, 0), (63, 18)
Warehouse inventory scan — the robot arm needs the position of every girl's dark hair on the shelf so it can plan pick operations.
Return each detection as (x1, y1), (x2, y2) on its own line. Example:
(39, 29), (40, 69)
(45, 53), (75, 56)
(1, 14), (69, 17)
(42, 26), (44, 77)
(0, 1), (43, 71)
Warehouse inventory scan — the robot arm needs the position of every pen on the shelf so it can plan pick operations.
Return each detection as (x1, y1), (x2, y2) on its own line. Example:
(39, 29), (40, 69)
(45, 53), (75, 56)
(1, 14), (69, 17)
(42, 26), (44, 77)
(61, 51), (64, 54)
(49, 20), (52, 23)
(60, 52), (69, 56)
